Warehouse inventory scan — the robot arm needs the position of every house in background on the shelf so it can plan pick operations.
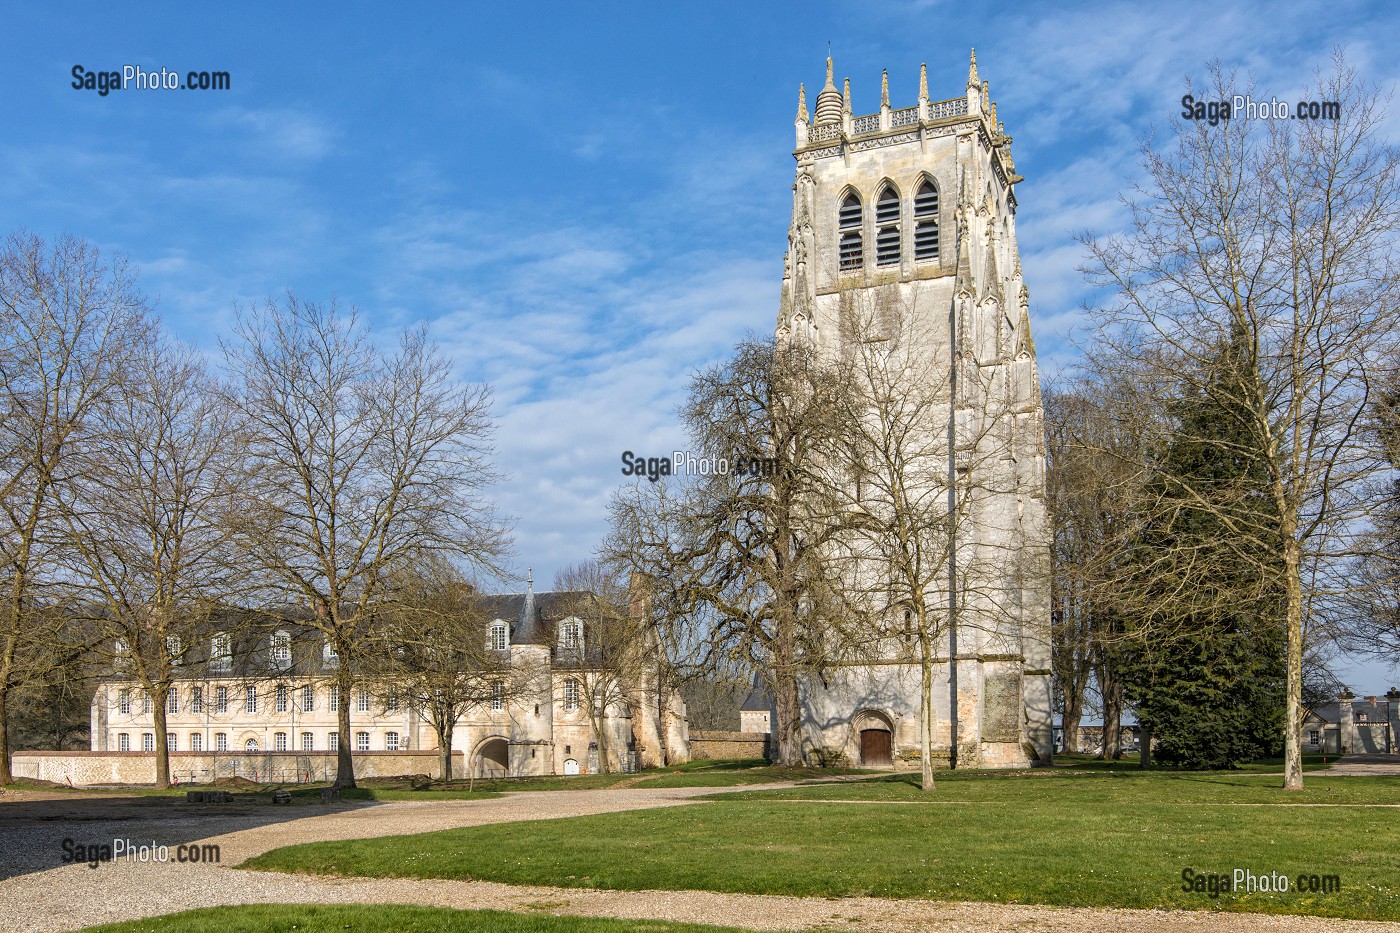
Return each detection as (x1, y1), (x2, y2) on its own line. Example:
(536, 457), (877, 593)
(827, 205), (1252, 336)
(90, 578), (688, 781)
(1301, 691), (1399, 755)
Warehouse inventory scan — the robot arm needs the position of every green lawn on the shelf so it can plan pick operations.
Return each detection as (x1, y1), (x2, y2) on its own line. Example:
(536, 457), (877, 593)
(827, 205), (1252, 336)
(75, 905), (786, 933)
(243, 768), (1400, 921)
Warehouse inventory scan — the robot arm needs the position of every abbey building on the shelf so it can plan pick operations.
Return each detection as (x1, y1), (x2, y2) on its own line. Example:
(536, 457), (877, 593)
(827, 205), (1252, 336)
(778, 53), (1054, 769)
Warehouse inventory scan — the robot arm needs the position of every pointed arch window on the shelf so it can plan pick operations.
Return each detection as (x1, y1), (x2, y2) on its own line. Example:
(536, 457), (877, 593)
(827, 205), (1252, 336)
(838, 192), (863, 271)
(914, 179), (939, 261)
(875, 186), (901, 267)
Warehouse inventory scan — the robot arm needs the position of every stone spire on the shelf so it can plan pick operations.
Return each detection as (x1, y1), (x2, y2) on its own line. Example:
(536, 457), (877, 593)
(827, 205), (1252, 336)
(796, 83), (808, 123)
(918, 63), (928, 102)
(514, 569), (546, 646)
(814, 56), (842, 125)
(968, 48), (979, 88)
(880, 69), (890, 108)
(842, 77), (852, 116)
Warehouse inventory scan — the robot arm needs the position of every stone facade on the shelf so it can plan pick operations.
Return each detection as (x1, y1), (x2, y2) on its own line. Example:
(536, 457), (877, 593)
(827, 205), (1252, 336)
(689, 730), (771, 761)
(1301, 691), (1399, 755)
(777, 54), (1053, 771)
(13, 750), (460, 786)
(89, 582), (689, 780)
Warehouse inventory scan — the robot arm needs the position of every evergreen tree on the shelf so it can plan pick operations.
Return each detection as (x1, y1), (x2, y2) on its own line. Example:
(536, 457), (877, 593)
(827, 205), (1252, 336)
(1118, 335), (1286, 769)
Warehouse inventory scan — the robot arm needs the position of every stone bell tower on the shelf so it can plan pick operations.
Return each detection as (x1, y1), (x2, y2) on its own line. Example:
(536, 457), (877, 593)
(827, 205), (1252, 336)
(778, 52), (1054, 769)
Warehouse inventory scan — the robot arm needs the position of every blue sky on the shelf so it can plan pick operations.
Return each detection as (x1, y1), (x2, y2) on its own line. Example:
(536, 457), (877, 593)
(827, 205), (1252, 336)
(3, 1), (1398, 692)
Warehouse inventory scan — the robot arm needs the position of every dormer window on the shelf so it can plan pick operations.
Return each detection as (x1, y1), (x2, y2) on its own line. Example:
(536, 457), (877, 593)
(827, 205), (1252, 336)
(914, 179), (939, 262)
(322, 639), (339, 667)
(838, 192), (863, 271)
(875, 185), (901, 267)
(165, 635), (182, 666)
(209, 633), (232, 673)
(489, 620), (509, 652)
(272, 630), (292, 668)
(114, 637), (130, 661)
(558, 619), (583, 652)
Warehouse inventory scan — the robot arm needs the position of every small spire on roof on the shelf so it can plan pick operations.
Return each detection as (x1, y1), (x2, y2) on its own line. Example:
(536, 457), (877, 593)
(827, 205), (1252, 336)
(919, 63), (928, 102)
(881, 69), (890, 108)
(796, 83), (808, 123)
(968, 49), (979, 88)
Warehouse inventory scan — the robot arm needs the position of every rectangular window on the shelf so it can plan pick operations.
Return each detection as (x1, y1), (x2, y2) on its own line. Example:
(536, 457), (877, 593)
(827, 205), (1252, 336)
(167, 733), (177, 751)
(489, 622), (507, 652)
(356, 731), (369, 751)
(386, 689), (398, 713)
(191, 732), (203, 752)
(301, 685), (314, 712)
(329, 685), (339, 712)
(215, 686), (228, 713)
(118, 689), (131, 714)
(274, 732), (288, 751)
(118, 733), (130, 751)
(563, 678), (580, 712)
(1310, 730), (1320, 745)
(143, 694), (152, 714)
(276, 684), (288, 713)
(215, 732), (227, 751)
(191, 687), (204, 714)
(167, 690), (179, 714)
(245, 686), (257, 714)
(209, 633), (231, 673)
(142, 733), (154, 752)
(385, 732), (400, 751)
(301, 731), (314, 751)
(328, 731), (339, 751)
(357, 689), (370, 713)
(490, 680), (505, 712)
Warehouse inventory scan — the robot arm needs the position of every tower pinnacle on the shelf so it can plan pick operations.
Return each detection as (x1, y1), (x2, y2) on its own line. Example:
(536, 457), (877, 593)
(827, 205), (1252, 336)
(796, 83), (808, 123)
(919, 63), (928, 102)
(813, 56), (843, 125)
(968, 48), (979, 88)
(880, 69), (890, 108)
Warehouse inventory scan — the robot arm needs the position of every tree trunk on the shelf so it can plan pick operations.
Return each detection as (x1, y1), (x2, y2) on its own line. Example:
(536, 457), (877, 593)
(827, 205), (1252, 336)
(1099, 664), (1123, 760)
(0, 632), (14, 785)
(594, 705), (611, 774)
(152, 690), (170, 789)
(919, 627), (935, 791)
(439, 730), (454, 782)
(771, 618), (802, 766)
(335, 667), (355, 788)
(1283, 539), (1304, 790)
(1061, 702), (1083, 755)
(0, 664), (11, 786)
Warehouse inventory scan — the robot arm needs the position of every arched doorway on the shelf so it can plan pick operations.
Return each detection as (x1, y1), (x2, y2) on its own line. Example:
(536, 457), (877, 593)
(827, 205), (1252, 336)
(852, 710), (894, 767)
(563, 758), (580, 775)
(475, 737), (509, 778)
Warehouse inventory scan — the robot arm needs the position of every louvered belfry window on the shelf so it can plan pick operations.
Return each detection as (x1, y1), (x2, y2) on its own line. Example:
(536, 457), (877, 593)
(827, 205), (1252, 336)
(838, 192), (863, 271)
(914, 179), (939, 262)
(875, 186), (900, 267)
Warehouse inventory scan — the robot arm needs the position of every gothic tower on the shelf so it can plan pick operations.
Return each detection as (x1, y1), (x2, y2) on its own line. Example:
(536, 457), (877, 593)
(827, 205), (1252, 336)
(778, 53), (1053, 768)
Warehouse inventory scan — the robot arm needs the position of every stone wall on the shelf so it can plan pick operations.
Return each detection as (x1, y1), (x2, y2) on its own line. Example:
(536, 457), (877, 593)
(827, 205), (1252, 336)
(689, 729), (769, 761)
(12, 750), (463, 786)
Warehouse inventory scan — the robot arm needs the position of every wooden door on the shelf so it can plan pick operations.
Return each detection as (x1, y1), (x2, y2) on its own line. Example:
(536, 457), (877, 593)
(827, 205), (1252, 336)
(860, 728), (892, 766)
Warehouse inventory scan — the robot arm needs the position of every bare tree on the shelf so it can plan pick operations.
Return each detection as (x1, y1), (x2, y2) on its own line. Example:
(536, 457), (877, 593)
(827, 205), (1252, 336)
(553, 560), (659, 774)
(0, 232), (151, 784)
(1081, 55), (1400, 789)
(604, 336), (852, 766)
(374, 558), (515, 782)
(59, 336), (240, 788)
(222, 295), (509, 787)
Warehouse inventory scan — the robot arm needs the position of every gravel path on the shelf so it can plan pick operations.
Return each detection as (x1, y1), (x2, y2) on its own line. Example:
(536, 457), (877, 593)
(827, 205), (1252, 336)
(1, 785), (1396, 933)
